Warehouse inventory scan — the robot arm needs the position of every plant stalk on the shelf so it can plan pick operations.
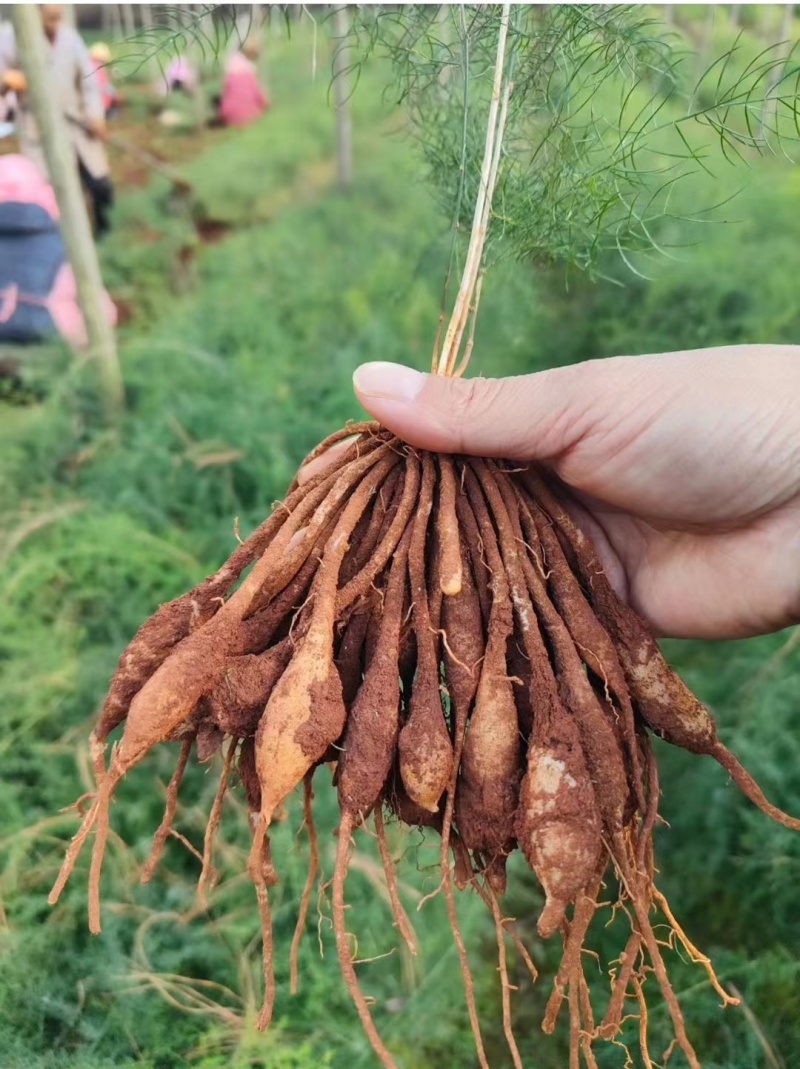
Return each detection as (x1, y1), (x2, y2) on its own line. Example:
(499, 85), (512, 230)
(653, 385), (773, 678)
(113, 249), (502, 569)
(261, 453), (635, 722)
(436, 3), (512, 379)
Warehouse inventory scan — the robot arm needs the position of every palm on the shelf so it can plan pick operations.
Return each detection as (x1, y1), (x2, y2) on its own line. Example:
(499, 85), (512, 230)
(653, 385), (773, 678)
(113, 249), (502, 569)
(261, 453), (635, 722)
(550, 349), (800, 638)
(351, 345), (800, 640)
(564, 492), (800, 639)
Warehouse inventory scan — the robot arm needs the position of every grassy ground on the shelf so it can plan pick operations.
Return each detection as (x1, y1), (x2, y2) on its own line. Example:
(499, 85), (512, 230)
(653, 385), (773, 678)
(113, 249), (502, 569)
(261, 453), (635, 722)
(1, 13), (799, 1069)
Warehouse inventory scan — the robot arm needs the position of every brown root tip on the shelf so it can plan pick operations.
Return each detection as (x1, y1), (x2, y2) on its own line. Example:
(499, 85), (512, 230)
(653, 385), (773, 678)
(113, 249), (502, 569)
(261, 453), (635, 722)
(289, 776), (320, 994)
(613, 841), (702, 1069)
(141, 736), (193, 885)
(441, 571), (462, 596)
(198, 740), (236, 903)
(439, 809), (491, 1069)
(374, 806), (419, 958)
(711, 742), (800, 831)
(537, 898), (567, 941)
(541, 989), (564, 1035)
(332, 813), (399, 1069)
(48, 794), (101, 905)
(249, 817), (275, 1032)
(255, 880), (275, 1031)
(489, 889), (524, 1069)
(452, 837), (474, 891)
(485, 856), (508, 897)
(86, 762), (123, 934)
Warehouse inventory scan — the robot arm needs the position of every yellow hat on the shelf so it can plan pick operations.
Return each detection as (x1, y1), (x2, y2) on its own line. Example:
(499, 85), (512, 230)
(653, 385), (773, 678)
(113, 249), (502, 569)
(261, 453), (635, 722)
(90, 42), (112, 64)
(3, 69), (27, 93)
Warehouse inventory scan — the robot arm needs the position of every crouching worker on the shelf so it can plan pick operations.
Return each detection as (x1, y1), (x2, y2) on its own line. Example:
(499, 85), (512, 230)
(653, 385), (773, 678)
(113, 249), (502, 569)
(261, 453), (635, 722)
(89, 42), (121, 119)
(0, 5), (115, 236)
(0, 154), (117, 346)
(218, 37), (269, 128)
(0, 64), (25, 125)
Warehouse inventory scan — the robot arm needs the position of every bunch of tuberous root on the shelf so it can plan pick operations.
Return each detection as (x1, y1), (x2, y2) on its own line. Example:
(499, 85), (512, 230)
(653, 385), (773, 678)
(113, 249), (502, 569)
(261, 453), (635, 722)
(49, 423), (800, 1069)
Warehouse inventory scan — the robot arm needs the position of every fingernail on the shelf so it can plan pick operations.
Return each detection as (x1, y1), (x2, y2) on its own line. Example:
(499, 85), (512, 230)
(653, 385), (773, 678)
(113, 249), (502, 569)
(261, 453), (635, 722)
(353, 362), (425, 403)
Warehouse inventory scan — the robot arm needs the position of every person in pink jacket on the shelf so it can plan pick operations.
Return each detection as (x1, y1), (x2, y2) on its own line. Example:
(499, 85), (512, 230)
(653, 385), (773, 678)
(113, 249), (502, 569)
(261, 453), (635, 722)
(218, 38), (269, 128)
(88, 42), (120, 118)
(0, 154), (116, 346)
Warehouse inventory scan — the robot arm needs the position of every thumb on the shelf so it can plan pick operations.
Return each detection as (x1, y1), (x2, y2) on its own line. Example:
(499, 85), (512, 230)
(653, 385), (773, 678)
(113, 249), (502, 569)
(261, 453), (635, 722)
(352, 360), (599, 462)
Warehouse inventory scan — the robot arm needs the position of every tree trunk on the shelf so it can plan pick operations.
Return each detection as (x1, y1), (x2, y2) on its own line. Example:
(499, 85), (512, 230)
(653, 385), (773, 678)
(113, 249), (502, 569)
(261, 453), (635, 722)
(11, 4), (123, 417)
(140, 4), (155, 29)
(663, 5), (674, 27)
(331, 5), (353, 191)
(121, 4), (136, 38)
(110, 4), (123, 40)
(729, 5), (740, 28)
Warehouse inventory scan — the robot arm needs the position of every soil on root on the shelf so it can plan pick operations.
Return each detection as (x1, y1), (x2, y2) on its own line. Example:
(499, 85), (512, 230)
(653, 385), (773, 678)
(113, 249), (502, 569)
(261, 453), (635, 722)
(48, 424), (800, 1069)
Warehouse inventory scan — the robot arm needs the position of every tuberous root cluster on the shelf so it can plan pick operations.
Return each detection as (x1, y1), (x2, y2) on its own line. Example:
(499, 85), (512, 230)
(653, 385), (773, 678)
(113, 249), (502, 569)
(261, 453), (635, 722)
(49, 423), (800, 1069)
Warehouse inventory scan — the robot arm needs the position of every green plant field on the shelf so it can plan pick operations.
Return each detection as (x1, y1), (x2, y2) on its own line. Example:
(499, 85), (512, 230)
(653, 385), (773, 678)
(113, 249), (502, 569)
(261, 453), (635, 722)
(1, 12), (799, 1069)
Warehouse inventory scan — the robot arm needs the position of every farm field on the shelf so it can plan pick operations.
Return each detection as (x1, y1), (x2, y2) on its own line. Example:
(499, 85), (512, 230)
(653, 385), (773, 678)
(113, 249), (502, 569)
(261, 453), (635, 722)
(1, 9), (799, 1069)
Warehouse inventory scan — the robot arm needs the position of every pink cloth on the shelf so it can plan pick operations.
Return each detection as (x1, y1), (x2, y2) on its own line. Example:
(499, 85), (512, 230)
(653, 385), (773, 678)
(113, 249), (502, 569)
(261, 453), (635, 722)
(163, 55), (197, 94)
(0, 267), (117, 348)
(0, 154), (117, 347)
(89, 59), (117, 114)
(48, 261), (117, 347)
(0, 154), (59, 218)
(219, 52), (268, 127)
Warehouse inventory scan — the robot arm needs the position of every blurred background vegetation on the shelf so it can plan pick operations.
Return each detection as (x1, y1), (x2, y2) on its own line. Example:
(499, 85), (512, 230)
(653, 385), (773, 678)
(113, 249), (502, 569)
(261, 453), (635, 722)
(1, 4), (799, 1068)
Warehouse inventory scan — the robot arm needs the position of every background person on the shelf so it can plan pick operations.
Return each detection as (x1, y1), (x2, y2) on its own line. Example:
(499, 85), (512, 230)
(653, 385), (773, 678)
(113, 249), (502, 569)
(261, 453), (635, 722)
(161, 53), (198, 96)
(218, 37), (269, 128)
(0, 5), (114, 236)
(0, 66), (23, 125)
(88, 41), (120, 120)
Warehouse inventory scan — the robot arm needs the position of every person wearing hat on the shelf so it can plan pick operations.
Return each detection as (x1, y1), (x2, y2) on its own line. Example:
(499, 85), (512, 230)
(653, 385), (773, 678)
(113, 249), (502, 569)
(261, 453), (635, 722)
(0, 7), (114, 236)
(0, 62), (24, 126)
(218, 36), (269, 128)
(89, 41), (120, 119)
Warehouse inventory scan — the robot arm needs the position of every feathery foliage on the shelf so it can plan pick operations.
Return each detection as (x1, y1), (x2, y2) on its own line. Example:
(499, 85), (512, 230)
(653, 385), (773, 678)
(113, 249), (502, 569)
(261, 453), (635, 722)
(351, 4), (800, 277)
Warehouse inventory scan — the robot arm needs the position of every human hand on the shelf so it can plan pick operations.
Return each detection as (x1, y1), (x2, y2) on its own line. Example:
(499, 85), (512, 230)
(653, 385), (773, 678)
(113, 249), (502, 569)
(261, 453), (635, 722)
(348, 346), (800, 641)
(85, 117), (107, 140)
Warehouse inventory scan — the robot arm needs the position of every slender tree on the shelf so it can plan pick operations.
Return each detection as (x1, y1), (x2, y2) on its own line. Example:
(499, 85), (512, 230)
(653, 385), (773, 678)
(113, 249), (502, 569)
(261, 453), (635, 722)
(109, 3), (123, 41)
(120, 4), (136, 38)
(331, 5), (353, 191)
(11, 4), (123, 417)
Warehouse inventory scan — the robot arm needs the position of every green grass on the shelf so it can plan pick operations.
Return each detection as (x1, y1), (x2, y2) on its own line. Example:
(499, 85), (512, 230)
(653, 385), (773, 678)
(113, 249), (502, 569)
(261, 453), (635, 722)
(1, 14), (799, 1069)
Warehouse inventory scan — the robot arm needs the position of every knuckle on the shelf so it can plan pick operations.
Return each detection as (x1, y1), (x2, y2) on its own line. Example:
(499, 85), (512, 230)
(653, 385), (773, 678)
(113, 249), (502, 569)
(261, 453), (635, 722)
(449, 377), (504, 425)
